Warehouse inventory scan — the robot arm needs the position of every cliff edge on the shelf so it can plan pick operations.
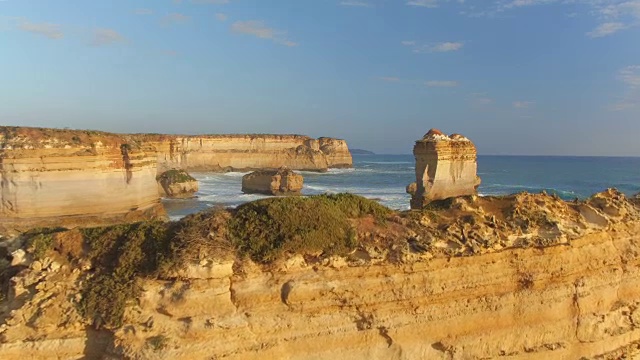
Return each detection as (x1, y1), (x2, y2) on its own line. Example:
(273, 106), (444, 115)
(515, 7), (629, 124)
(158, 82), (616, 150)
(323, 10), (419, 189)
(1, 190), (640, 359)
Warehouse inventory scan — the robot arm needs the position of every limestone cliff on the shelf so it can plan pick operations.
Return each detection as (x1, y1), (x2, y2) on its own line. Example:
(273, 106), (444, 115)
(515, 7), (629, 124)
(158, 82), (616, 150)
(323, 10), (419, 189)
(0, 127), (165, 234)
(157, 170), (199, 199)
(409, 129), (481, 209)
(1, 190), (640, 359)
(144, 134), (352, 173)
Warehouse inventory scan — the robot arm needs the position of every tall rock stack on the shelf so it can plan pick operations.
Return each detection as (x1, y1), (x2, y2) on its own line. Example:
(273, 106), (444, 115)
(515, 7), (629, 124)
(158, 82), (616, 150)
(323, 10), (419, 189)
(408, 129), (481, 209)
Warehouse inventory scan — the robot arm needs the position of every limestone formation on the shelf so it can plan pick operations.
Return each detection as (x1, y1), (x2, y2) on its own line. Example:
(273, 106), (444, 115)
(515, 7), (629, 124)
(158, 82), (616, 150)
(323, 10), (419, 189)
(2, 190), (640, 359)
(0, 127), (166, 234)
(157, 169), (199, 198)
(241, 168), (303, 195)
(409, 128), (481, 209)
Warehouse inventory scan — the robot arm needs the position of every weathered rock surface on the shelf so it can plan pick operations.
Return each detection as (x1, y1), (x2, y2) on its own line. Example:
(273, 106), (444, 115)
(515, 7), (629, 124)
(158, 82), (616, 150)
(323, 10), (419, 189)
(0, 127), (166, 234)
(409, 129), (481, 209)
(242, 168), (304, 195)
(157, 170), (199, 198)
(1, 190), (640, 359)
(145, 134), (352, 173)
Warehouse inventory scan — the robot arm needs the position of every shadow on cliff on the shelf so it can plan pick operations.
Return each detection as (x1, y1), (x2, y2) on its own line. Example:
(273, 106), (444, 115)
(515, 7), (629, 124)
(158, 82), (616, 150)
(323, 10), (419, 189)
(82, 327), (116, 360)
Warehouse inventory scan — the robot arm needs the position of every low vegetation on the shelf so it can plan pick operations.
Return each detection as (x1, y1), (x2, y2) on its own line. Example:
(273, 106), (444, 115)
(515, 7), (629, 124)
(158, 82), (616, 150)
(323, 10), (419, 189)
(229, 193), (390, 263)
(157, 169), (196, 184)
(1, 194), (390, 327)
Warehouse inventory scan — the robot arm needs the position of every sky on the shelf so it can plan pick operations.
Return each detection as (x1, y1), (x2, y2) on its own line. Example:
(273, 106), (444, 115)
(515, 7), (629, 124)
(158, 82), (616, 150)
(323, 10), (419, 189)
(0, 0), (639, 155)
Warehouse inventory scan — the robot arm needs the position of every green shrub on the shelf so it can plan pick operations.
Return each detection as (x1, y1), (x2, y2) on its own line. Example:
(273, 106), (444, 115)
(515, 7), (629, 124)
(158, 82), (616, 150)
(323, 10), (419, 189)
(78, 222), (172, 328)
(157, 169), (196, 183)
(229, 193), (390, 263)
(23, 227), (66, 260)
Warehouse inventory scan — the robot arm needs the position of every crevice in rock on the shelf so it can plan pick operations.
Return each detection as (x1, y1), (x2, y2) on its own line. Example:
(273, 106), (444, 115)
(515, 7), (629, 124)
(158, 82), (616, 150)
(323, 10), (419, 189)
(120, 144), (133, 184)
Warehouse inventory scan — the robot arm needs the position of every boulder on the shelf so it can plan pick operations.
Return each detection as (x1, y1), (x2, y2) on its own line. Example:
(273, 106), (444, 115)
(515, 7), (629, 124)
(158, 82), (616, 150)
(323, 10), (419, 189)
(409, 129), (481, 209)
(242, 168), (303, 196)
(157, 169), (199, 198)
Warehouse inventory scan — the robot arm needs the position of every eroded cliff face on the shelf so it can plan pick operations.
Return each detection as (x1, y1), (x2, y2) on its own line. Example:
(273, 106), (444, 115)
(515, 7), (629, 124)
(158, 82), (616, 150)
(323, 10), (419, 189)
(1, 190), (640, 359)
(146, 134), (352, 173)
(0, 127), (165, 234)
(409, 129), (481, 209)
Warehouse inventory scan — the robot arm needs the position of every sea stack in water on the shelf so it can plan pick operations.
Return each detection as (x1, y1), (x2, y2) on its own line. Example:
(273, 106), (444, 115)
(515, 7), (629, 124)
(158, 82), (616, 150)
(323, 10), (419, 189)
(408, 129), (481, 209)
(157, 169), (199, 198)
(242, 168), (304, 196)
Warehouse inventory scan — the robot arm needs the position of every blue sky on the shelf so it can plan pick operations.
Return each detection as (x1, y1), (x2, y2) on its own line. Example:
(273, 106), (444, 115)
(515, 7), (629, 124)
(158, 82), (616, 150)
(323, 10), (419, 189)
(1, 0), (639, 155)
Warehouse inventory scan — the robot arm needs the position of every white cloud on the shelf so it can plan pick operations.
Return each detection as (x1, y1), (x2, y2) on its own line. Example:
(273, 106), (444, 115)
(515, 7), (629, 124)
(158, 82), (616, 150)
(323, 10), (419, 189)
(587, 22), (626, 37)
(379, 76), (401, 82)
(513, 100), (534, 108)
(162, 13), (191, 26)
(407, 0), (439, 8)
(619, 65), (640, 87)
(612, 65), (640, 111)
(502, 0), (557, 9)
(133, 8), (153, 15)
(405, 41), (464, 53)
(90, 28), (125, 46)
(231, 20), (298, 47)
(471, 93), (493, 105)
(426, 80), (458, 87)
(340, 1), (373, 7)
(18, 21), (63, 39)
(215, 13), (228, 21)
(431, 41), (464, 52)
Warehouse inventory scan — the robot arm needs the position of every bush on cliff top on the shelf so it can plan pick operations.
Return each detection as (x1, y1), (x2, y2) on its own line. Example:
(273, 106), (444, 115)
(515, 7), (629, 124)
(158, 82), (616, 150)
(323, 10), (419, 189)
(229, 193), (390, 263)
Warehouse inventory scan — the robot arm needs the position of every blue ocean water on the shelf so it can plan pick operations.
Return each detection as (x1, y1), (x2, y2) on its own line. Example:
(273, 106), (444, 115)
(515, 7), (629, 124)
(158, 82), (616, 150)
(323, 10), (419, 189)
(163, 155), (640, 220)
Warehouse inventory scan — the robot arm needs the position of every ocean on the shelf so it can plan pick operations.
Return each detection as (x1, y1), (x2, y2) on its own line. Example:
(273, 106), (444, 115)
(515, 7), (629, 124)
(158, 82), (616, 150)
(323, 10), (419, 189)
(163, 155), (640, 220)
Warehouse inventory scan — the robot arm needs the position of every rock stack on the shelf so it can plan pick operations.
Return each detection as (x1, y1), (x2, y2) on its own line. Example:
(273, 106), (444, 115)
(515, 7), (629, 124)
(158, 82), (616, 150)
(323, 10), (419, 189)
(157, 169), (199, 198)
(407, 129), (481, 209)
(242, 168), (303, 196)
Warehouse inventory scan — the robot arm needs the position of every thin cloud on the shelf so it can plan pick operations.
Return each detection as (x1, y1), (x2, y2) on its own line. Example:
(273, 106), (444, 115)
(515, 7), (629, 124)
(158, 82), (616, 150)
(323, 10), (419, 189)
(426, 80), (458, 87)
(340, 1), (373, 7)
(432, 41), (464, 52)
(587, 22), (626, 38)
(18, 20), (63, 39)
(401, 40), (416, 46)
(90, 28), (125, 46)
(133, 8), (154, 15)
(231, 20), (298, 47)
(191, 0), (229, 3)
(513, 100), (534, 108)
(611, 65), (640, 111)
(215, 13), (228, 21)
(162, 13), (191, 26)
(407, 0), (439, 8)
(472, 93), (493, 105)
(379, 76), (401, 82)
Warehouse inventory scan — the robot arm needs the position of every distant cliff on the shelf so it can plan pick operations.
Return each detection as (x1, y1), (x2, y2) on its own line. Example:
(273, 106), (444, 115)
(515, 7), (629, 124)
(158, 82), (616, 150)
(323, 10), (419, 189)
(0, 127), (353, 233)
(142, 134), (352, 173)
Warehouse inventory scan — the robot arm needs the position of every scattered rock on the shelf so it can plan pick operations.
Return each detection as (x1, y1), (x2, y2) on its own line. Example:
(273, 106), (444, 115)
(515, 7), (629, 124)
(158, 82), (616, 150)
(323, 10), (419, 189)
(242, 168), (304, 196)
(157, 169), (199, 198)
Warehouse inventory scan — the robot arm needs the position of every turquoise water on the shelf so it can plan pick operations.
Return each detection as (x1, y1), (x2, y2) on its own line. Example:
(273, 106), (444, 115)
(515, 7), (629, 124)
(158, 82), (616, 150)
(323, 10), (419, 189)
(163, 155), (640, 220)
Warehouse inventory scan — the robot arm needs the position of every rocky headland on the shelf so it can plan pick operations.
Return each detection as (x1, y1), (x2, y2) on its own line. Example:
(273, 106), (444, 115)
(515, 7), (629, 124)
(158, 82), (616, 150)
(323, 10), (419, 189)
(0, 190), (639, 359)
(157, 170), (199, 199)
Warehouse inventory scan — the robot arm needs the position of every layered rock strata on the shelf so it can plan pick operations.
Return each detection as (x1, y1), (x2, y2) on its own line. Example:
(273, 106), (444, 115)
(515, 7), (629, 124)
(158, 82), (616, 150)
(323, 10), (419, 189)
(0, 127), (165, 234)
(144, 134), (352, 173)
(1, 190), (640, 359)
(409, 129), (481, 209)
(157, 170), (199, 198)
(242, 168), (304, 195)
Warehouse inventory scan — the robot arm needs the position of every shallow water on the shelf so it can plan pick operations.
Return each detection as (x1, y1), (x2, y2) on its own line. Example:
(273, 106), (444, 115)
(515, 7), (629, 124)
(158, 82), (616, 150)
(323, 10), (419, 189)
(164, 155), (640, 220)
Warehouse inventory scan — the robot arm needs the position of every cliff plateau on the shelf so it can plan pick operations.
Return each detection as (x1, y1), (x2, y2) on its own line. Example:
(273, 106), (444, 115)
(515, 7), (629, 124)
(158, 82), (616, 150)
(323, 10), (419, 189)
(1, 190), (640, 359)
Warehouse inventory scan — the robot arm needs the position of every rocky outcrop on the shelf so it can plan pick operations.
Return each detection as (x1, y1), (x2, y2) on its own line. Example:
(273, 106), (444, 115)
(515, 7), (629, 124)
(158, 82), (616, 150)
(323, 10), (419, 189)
(409, 129), (481, 209)
(1, 190), (640, 359)
(0, 127), (166, 234)
(241, 168), (303, 195)
(145, 134), (352, 173)
(157, 170), (199, 198)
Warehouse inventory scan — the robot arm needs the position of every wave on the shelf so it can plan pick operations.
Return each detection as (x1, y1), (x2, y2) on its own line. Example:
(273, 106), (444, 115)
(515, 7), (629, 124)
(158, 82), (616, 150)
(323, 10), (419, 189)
(360, 161), (413, 165)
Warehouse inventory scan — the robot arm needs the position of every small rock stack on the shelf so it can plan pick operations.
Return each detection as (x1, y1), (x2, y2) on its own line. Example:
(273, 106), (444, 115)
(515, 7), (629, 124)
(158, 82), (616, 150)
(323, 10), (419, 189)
(242, 168), (304, 196)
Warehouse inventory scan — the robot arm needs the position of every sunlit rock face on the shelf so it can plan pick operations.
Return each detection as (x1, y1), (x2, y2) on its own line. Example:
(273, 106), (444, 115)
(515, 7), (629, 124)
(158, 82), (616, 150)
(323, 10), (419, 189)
(409, 129), (481, 209)
(241, 168), (303, 195)
(0, 127), (165, 234)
